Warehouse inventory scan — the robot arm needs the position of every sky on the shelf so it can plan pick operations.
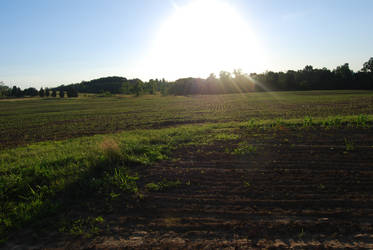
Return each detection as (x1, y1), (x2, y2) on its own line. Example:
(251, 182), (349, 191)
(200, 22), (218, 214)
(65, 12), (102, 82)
(0, 0), (373, 88)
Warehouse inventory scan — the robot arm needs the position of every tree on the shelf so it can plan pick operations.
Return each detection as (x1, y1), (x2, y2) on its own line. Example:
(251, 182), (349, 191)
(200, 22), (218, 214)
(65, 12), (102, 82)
(144, 79), (156, 94)
(0, 82), (10, 97)
(45, 88), (50, 97)
(24, 87), (38, 96)
(362, 57), (373, 73)
(129, 79), (143, 96)
(149, 81), (155, 94)
(233, 69), (254, 92)
(333, 63), (353, 89)
(219, 71), (234, 93)
(11, 86), (17, 97)
(205, 73), (220, 94)
(67, 88), (78, 97)
(52, 89), (57, 97)
(10, 86), (23, 97)
(59, 90), (64, 98)
(39, 88), (45, 97)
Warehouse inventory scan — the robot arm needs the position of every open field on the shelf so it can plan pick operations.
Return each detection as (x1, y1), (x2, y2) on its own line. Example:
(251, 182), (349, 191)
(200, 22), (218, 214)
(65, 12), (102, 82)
(2, 90), (373, 248)
(1, 90), (373, 149)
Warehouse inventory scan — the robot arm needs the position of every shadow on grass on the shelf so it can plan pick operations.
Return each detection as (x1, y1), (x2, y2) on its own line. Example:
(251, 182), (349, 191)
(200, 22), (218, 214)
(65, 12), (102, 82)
(1, 142), (157, 245)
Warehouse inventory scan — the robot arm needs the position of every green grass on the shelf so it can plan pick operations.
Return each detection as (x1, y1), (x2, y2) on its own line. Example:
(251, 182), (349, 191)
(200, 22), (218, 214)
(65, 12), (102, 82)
(0, 123), (229, 241)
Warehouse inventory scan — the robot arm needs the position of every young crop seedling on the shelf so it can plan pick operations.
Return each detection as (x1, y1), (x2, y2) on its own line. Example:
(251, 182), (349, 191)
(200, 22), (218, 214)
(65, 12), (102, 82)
(112, 168), (139, 193)
(270, 118), (285, 129)
(145, 182), (162, 191)
(233, 142), (257, 155)
(356, 114), (369, 127)
(298, 228), (305, 238)
(344, 138), (354, 151)
(322, 116), (342, 128)
(303, 115), (313, 127)
(246, 119), (258, 129)
(145, 179), (182, 192)
(243, 181), (251, 189)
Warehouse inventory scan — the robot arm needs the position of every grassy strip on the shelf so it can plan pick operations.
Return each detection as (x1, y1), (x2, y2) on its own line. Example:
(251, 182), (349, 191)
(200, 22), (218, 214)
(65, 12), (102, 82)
(239, 114), (372, 130)
(0, 124), (222, 242)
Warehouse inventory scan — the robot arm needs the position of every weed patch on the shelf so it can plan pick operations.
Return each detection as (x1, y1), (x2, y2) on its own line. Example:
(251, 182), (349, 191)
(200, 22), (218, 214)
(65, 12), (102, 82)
(145, 179), (182, 192)
(344, 138), (354, 151)
(232, 142), (257, 155)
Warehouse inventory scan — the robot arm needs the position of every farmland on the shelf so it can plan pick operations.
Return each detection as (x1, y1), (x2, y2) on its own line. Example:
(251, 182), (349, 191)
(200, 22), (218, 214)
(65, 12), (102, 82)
(1, 90), (373, 149)
(2, 90), (373, 248)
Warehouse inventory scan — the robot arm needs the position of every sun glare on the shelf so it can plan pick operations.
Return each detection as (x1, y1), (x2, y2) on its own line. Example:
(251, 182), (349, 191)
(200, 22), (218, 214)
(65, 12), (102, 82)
(139, 0), (266, 80)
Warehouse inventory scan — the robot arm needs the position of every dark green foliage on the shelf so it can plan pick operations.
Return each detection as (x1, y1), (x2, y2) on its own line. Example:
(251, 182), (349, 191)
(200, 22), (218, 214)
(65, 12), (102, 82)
(2, 58), (373, 99)
(24, 87), (38, 97)
(254, 62), (373, 92)
(168, 77), (206, 95)
(53, 77), (173, 96)
(167, 70), (255, 95)
(1, 84), (37, 98)
(362, 57), (373, 73)
(51, 89), (57, 97)
(55, 77), (144, 95)
(11, 86), (23, 97)
(144, 79), (156, 94)
(78, 77), (128, 94)
(66, 88), (78, 98)
(131, 79), (142, 96)
(59, 90), (64, 98)
(167, 60), (373, 95)
(45, 88), (50, 97)
(39, 88), (45, 98)
(0, 82), (10, 97)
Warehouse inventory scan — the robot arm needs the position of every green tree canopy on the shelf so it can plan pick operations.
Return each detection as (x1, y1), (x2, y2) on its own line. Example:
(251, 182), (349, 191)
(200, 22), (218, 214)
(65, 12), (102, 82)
(362, 57), (373, 73)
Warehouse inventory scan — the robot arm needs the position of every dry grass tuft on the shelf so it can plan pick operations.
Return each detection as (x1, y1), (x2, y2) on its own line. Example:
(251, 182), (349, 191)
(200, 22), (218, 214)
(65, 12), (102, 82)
(99, 137), (121, 163)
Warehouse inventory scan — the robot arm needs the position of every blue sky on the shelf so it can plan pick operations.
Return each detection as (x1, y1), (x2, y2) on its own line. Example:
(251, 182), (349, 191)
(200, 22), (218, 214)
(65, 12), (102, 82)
(1, 0), (372, 88)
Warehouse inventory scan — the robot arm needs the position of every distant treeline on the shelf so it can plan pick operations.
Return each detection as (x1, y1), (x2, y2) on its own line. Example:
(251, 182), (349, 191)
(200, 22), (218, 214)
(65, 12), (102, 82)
(167, 58), (373, 95)
(1, 58), (372, 98)
(0, 84), (78, 98)
(53, 76), (170, 96)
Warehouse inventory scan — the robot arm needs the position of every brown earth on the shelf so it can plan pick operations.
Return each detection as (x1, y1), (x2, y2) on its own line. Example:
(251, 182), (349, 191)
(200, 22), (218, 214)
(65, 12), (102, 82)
(4, 128), (373, 249)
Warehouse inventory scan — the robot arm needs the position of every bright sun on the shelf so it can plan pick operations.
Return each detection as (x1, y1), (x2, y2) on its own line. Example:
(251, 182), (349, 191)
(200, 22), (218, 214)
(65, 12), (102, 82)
(139, 0), (267, 80)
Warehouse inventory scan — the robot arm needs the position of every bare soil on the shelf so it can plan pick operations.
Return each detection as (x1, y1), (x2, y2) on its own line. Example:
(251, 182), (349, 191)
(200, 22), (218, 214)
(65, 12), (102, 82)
(5, 128), (373, 249)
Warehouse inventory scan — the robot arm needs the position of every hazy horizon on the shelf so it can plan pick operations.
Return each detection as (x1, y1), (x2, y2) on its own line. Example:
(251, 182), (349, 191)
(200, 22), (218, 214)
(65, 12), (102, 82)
(1, 0), (373, 88)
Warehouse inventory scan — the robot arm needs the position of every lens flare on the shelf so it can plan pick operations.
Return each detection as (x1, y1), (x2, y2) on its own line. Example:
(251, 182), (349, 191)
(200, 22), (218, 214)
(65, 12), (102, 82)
(136, 0), (267, 80)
